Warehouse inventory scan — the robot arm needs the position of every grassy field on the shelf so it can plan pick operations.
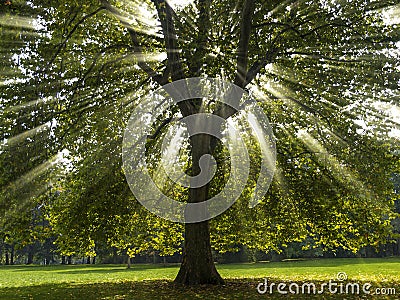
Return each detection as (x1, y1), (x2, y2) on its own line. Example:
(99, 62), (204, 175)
(0, 258), (399, 299)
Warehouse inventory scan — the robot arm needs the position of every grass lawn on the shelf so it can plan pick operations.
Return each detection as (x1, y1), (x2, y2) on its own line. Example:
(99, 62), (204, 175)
(0, 258), (399, 299)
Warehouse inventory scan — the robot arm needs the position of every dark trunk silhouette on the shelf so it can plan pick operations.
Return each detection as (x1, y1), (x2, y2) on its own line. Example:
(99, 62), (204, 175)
(10, 245), (14, 265)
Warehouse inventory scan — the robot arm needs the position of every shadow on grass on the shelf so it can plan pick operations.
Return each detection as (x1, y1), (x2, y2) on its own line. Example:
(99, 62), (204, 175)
(219, 257), (400, 269)
(5, 263), (180, 275)
(1, 279), (398, 300)
(5, 258), (400, 275)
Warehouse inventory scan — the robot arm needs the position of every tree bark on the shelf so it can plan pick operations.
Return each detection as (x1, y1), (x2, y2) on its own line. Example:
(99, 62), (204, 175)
(153, 252), (157, 264)
(174, 220), (223, 285)
(27, 244), (34, 264)
(174, 134), (224, 285)
(10, 245), (14, 265)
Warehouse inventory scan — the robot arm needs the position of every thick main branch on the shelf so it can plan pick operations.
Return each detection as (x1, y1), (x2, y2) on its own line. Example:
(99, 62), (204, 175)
(234, 0), (255, 89)
(190, 0), (211, 76)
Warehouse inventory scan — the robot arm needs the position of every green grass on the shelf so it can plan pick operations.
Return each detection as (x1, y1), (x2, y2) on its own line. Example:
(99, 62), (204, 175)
(0, 258), (399, 299)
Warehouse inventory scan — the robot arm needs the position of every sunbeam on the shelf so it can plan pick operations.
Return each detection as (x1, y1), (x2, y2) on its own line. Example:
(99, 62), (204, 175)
(296, 129), (372, 200)
(105, 0), (163, 38)
(2, 123), (51, 149)
(4, 96), (56, 113)
(3, 154), (60, 195)
(382, 3), (400, 25)
(0, 15), (37, 30)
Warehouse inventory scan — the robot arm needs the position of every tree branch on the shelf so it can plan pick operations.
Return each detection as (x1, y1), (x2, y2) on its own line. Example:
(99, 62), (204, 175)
(100, 0), (166, 86)
(245, 47), (279, 84)
(49, 7), (106, 66)
(152, 0), (197, 117)
(212, 0), (256, 123)
(299, 20), (363, 39)
(253, 21), (301, 36)
(189, 0), (211, 76)
(246, 16), (365, 85)
(234, 0), (255, 89)
(147, 116), (174, 140)
(283, 51), (362, 63)
(59, 44), (132, 114)
(55, 74), (151, 147)
(152, 0), (185, 81)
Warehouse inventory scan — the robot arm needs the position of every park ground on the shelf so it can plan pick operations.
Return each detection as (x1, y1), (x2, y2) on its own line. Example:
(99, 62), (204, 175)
(0, 258), (399, 299)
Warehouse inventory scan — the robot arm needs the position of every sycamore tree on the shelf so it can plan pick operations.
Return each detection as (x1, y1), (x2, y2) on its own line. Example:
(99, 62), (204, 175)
(1, 0), (400, 285)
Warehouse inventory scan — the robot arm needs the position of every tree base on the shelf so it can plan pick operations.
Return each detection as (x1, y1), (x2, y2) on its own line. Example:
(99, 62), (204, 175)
(174, 261), (225, 285)
(173, 222), (225, 285)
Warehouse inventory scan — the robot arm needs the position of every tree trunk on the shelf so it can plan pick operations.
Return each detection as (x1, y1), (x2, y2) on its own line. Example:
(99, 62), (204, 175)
(61, 255), (66, 264)
(174, 134), (224, 285)
(10, 245), (14, 265)
(127, 255), (131, 269)
(174, 221), (223, 284)
(5, 251), (9, 265)
(153, 252), (157, 264)
(27, 245), (34, 264)
(397, 239), (400, 256)
(67, 255), (72, 265)
(27, 252), (33, 264)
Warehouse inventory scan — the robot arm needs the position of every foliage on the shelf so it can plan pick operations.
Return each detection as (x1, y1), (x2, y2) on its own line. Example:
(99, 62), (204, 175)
(0, 0), (399, 271)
